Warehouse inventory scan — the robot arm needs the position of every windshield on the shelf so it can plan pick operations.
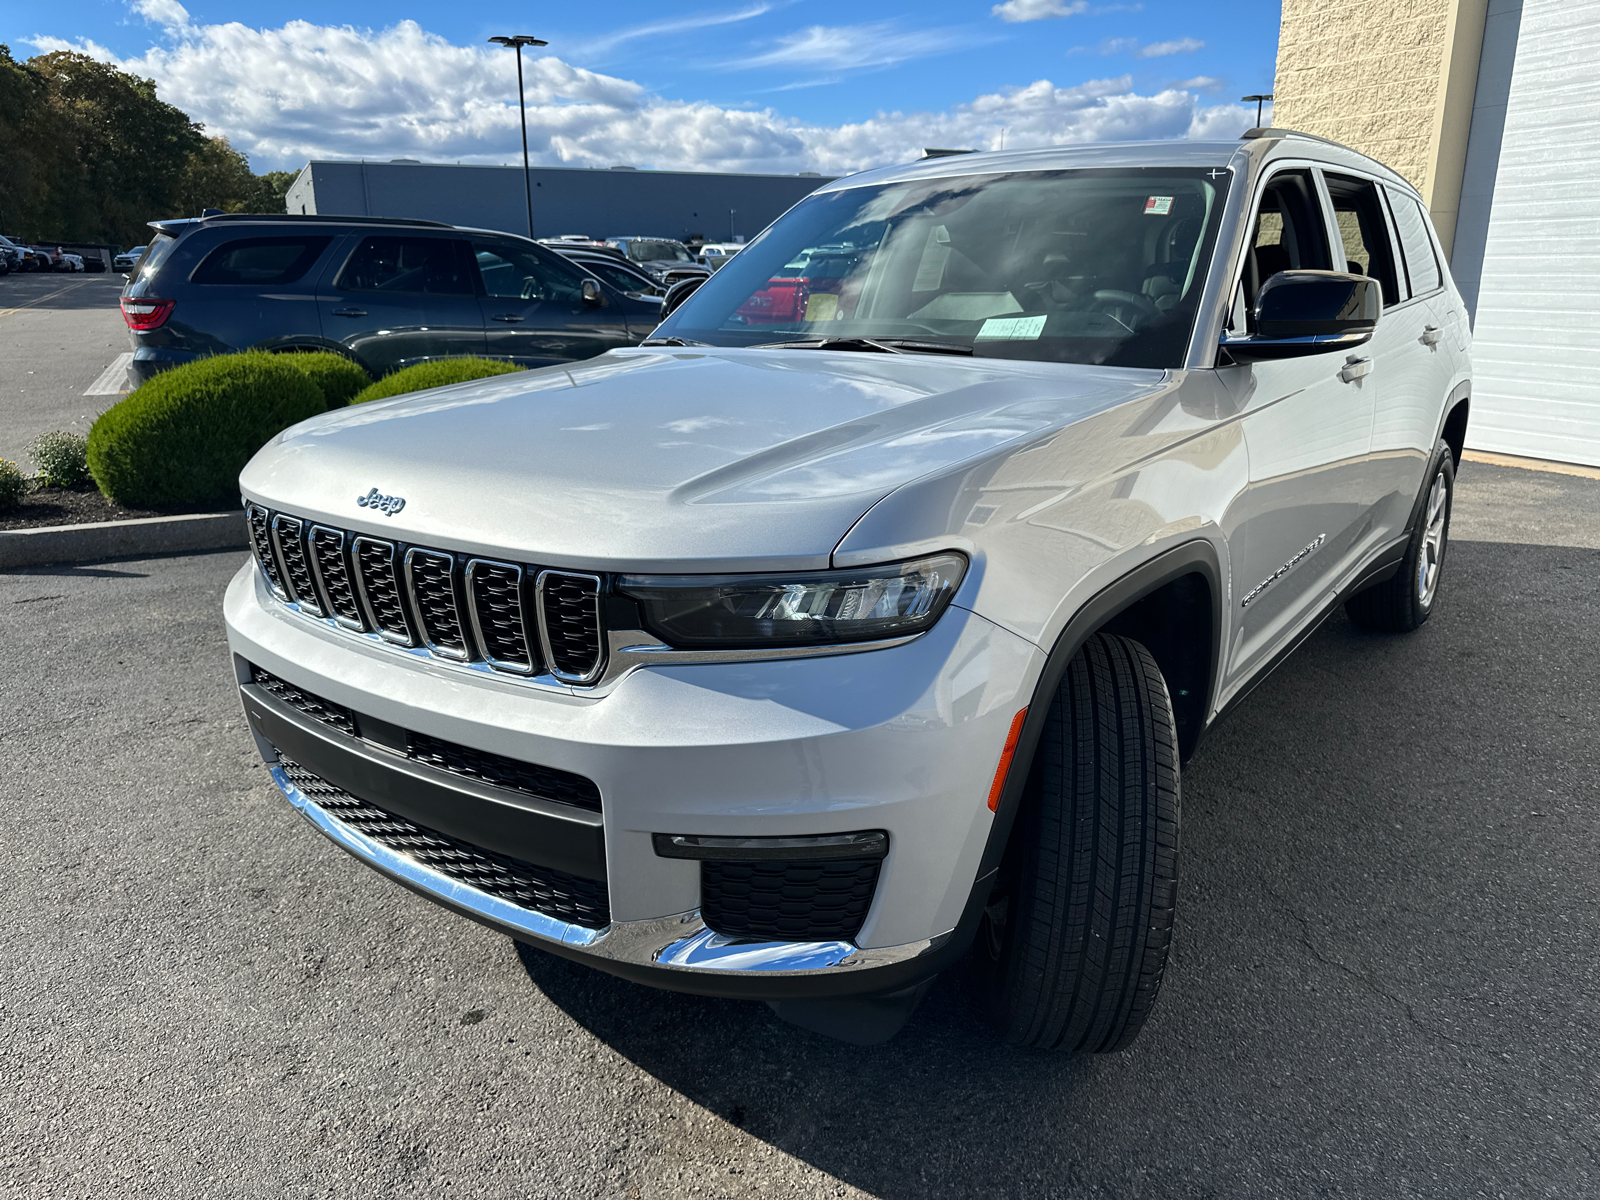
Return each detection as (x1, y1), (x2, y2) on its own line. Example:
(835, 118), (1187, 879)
(625, 240), (693, 263)
(655, 167), (1228, 368)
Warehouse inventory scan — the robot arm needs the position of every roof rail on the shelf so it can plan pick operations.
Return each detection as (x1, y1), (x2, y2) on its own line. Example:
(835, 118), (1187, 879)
(197, 212), (457, 229)
(1241, 127), (1351, 151)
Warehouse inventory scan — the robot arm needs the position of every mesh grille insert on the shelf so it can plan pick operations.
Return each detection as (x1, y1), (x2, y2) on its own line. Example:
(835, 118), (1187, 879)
(277, 755), (610, 928)
(250, 665), (356, 735)
(468, 561), (534, 672)
(541, 573), (604, 679)
(701, 858), (881, 942)
(407, 550), (467, 658)
(354, 537), (412, 644)
(272, 515), (320, 615)
(246, 504), (286, 597)
(309, 527), (364, 629)
(408, 731), (602, 812)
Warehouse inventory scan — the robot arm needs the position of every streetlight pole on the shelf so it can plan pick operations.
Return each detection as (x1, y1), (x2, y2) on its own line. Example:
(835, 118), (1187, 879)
(489, 34), (547, 239)
(1241, 93), (1274, 128)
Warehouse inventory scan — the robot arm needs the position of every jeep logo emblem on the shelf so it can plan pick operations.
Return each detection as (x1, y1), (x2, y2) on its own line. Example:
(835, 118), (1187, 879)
(357, 488), (406, 517)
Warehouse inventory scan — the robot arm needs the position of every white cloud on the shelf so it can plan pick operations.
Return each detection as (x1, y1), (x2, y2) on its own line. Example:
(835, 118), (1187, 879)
(570, 4), (775, 60)
(735, 22), (974, 71)
(131, 0), (190, 33)
(1186, 103), (1258, 140)
(1138, 37), (1204, 58)
(28, 16), (1243, 175)
(992, 0), (1088, 22)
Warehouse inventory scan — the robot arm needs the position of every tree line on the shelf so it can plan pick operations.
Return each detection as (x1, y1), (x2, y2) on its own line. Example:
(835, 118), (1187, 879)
(0, 45), (293, 248)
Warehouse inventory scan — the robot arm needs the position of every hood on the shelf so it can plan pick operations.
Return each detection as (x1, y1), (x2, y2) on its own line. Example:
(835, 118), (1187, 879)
(240, 348), (1163, 572)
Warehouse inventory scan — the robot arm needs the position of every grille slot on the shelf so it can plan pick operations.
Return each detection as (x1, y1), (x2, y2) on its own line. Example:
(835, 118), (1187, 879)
(250, 665), (356, 735)
(308, 526), (365, 630)
(408, 731), (602, 812)
(276, 755), (609, 928)
(405, 549), (468, 659)
(353, 537), (413, 645)
(246, 503), (287, 599)
(466, 560), (535, 674)
(271, 515), (321, 616)
(701, 858), (881, 942)
(539, 571), (605, 681)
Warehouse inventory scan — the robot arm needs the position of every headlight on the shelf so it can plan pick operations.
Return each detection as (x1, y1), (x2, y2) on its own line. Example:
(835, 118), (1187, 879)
(618, 553), (967, 649)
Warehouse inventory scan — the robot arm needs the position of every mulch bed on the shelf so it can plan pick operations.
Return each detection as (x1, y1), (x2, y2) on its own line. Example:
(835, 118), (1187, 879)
(0, 482), (234, 532)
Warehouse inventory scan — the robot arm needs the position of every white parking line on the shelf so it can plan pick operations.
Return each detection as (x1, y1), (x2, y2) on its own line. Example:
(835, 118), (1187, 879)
(84, 352), (133, 396)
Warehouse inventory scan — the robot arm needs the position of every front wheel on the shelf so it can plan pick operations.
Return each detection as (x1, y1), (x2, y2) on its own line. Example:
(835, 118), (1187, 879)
(1346, 440), (1455, 633)
(975, 632), (1181, 1052)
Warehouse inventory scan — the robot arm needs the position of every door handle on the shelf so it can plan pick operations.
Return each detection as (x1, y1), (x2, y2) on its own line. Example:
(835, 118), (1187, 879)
(330, 307), (366, 317)
(491, 314), (524, 323)
(1338, 355), (1372, 384)
(1419, 324), (1443, 346)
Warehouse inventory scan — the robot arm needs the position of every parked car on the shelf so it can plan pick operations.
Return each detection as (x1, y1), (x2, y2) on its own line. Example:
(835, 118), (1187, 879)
(0, 238), (13, 275)
(553, 247), (666, 301)
(4, 240), (48, 271)
(697, 242), (743, 270)
(114, 245), (148, 273)
(227, 131), (1470, 1050)
(603, 236), (711, 288)
(538, 236), (610, 251)
(80, 252), (107, 273)
(55, 248), (85, 272)
(118, 214), (663, 386)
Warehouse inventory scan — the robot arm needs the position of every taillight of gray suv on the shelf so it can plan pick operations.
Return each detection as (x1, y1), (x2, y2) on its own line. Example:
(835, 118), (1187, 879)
(119, 214), (663, 386)
(226, 131), (1471, 1048)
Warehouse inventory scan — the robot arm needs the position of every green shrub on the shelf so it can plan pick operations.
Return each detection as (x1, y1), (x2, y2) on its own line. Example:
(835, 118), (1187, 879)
(279, 351), (372, 409)
(26, 430), (90, 487)
(352, 357), (524, 405)
(87, 352), (325, 507)
(0, 459), (25, 513)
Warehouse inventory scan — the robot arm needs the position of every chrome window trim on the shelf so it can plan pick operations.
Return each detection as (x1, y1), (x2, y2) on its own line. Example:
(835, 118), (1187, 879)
(403, 547), (471, 662)
(464, 558), (536, 676)
(271, 762), (948, 975)
(270, 513), (324, 618)
(350, 535), (416, 647)
(306, 524), (365, 632)
(535, 569), (607, 684)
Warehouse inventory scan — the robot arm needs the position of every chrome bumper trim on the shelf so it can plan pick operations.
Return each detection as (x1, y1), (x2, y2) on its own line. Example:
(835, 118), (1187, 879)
(270, 765), (949, 977)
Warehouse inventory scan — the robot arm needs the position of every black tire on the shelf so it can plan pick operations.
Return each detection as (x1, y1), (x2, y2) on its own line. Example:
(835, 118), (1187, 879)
(1346, 440), (1455, 633)
(976, 632), (1180, 1052)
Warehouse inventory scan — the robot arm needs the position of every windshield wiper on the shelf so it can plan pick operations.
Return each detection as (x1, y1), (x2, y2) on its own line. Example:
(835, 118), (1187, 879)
(754, 336), (972, 356)
(640, 336), (709, 347)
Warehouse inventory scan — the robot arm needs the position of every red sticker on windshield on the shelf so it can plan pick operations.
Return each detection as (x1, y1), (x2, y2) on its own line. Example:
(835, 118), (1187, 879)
(1144, 196), (1174, 215)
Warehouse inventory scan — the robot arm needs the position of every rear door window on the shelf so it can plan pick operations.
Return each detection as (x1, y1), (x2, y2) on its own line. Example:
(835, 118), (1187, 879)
(191, 236), (332, 285)
(1387, 192), (1443, 298)
(138, 232), (181, 278)
(335, 236), (473, 295)
(1323, 173), (1402, 307)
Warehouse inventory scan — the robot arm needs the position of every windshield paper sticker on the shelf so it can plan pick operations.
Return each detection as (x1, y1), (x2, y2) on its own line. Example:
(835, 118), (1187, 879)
(976, 314), (1048, 341)
(1144, 196), (1175, 215)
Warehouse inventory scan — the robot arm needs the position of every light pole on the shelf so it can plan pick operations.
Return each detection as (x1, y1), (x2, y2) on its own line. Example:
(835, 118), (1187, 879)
(1241, 93), (1273, 128)
(489, 34), (547, 239)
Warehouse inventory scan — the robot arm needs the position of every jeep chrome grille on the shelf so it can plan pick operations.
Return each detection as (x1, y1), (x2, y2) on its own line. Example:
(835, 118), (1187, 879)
(244, 503), (607, 685)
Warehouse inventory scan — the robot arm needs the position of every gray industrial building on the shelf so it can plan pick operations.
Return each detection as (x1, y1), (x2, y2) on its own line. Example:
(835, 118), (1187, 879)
(283, 160), (836, 244)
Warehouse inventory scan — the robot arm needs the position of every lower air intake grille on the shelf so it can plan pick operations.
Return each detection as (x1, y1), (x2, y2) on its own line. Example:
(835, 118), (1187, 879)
(250, 665), (356, 736)
(278, 755), (610, 929)
(541, 572), (603, 680)
(408, 732), (602, 813)
(701, 858), (881, 942)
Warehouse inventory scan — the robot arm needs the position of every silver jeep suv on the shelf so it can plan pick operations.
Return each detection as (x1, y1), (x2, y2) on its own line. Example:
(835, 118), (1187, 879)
(226, 130), (1470, 1049)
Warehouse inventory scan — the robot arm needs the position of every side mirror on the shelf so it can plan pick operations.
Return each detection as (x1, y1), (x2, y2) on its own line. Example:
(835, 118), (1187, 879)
(1220, 270), (1379, 362)
(581, 278), (606, 307)
(661, 275), (706, 318)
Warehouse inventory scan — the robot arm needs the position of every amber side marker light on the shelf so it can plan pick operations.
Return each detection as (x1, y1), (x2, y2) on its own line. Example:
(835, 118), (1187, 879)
(987, 707), (1029, 812)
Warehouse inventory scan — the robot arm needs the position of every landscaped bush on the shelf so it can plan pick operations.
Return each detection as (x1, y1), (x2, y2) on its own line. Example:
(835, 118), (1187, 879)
(352, 358), (524, 405)
(87, 352), (325, 507)
(26, 430), (90, 487)
(279, 351), (372, 409)
(0, 459), (25, 513)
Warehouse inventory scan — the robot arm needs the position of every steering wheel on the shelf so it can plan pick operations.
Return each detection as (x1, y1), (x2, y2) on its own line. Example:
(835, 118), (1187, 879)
(1091, 289), (1160, 328)
(520, 280), (544, 301)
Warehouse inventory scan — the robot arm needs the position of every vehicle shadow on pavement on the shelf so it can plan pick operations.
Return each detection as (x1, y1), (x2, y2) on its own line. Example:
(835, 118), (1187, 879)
(514, 537), (1600, 1199)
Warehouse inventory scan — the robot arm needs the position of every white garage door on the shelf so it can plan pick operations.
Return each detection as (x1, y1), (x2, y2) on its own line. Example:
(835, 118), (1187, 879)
(1462, 0), (1600, 466)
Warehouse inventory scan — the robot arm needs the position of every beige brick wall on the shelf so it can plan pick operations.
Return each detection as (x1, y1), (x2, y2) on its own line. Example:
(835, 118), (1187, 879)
(1273, 0), (1487, 254)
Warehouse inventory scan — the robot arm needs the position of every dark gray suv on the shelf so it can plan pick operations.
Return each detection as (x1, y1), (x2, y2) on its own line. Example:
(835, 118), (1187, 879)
(119, 214), (662, 386)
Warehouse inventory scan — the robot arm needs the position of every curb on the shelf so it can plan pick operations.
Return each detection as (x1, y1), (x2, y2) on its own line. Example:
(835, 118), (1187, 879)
(0, 511), (247, 570)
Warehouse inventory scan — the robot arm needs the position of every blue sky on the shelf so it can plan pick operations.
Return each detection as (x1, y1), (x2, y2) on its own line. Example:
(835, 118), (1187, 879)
(12, 1), (1282, 173)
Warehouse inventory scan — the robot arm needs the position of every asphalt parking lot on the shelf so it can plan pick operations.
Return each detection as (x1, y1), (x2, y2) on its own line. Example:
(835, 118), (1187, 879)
(0, 272), (128, 466)
(2, 461), (1597, 1199)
